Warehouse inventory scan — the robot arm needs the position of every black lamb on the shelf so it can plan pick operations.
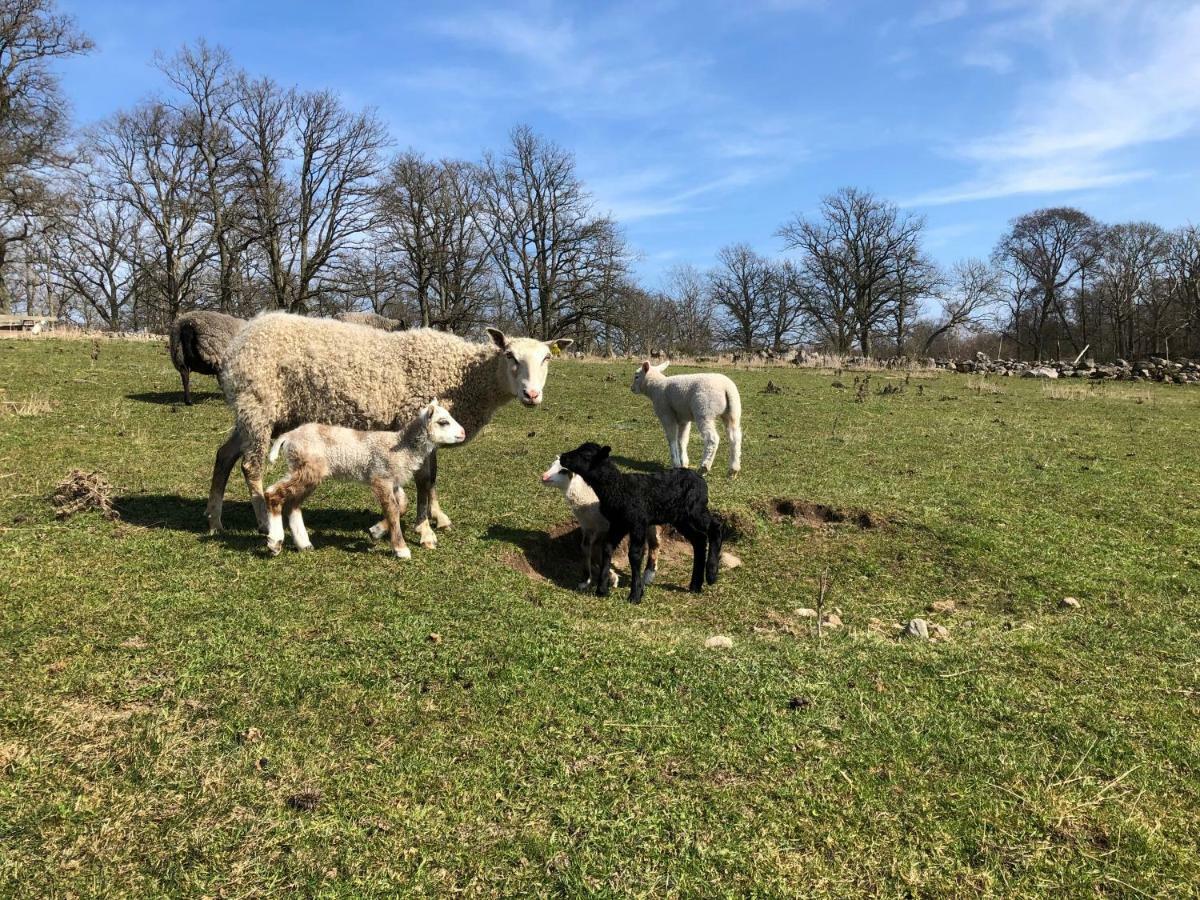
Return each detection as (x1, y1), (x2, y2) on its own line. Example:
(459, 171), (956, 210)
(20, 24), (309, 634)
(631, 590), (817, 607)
(558, 442), (722, 603)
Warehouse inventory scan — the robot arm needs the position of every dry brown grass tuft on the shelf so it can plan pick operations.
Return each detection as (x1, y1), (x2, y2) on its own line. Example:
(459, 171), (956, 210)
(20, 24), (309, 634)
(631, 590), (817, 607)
(966, 376), (1005, 395)
(0, 395), (53, 417)
(50, 469), (119, 520)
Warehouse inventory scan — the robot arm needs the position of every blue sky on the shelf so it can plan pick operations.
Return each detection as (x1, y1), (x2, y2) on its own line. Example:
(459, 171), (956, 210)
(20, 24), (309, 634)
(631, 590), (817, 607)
(56, 0), (1200, 285)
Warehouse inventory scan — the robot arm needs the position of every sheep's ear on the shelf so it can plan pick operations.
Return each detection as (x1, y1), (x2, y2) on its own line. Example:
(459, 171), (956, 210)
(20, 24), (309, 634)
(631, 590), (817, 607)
(486, 327), (508, 350)
(641, 361), (650, 372)
(597, 445), (611, 462)
(657, 361), (670, 372)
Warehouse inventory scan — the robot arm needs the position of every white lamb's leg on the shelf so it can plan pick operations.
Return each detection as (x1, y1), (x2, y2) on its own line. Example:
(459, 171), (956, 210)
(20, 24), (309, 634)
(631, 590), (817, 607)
(662, 414), (682, 468)
(289, 508), (313, 551)
(698, 419), (720, 475)
(266, 509), (285, 555)
(727, 423), (742, 475)
(677, 421), (692, 468)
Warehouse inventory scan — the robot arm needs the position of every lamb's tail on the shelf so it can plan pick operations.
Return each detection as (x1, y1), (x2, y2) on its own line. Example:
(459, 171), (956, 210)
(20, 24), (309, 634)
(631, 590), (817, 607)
(268, 435), (288, 463)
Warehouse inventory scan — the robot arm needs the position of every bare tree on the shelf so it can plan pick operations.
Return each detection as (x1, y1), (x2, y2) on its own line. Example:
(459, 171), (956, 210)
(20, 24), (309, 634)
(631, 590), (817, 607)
(338, 239), (405, 318)
(662, 264), (716, 356)
(90, 102), (212, 328)
(921, 259), (1001, 354)
(0, 0), (92, 310)
(50, 171), (142, 328)
(378, 152), (492, 331)
(780, 187), (926, 356)
(707, 243), (773, 352)
(1166, 225), (1200, 358)
(1094, 222), (1171, 357)
(479, 125), (624, 338)
(157, 40), (249, 314)
(993, 207), (1099, 360)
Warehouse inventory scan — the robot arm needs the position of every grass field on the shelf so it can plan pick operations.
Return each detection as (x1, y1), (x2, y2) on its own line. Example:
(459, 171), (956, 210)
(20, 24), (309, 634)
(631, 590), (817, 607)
(1, 337), (1198, 897)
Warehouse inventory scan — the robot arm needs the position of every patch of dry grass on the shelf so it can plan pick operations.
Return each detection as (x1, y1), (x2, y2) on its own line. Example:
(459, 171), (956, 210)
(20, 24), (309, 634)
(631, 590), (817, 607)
(0, 394), (53, 417)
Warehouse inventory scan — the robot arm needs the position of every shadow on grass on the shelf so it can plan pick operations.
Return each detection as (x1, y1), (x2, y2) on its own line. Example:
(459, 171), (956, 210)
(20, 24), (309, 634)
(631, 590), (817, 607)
(126, 390), (224, 406)
(481, 523), (689, 595)
(608, 454), (665, 474)
(116, 493), (380, 552)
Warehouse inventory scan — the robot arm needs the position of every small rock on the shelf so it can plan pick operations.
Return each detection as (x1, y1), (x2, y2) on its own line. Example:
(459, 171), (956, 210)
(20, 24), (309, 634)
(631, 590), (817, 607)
(821, 613), (843, 628)
(705, 635), (733, 650)
(427, 632), (443, 644)
(901, 618), (929, 640)
(795, 608), (819, 618)
(930, 623), (950, 641)
(1059, 597), (1081, 610)
(928, 599), (957, 615)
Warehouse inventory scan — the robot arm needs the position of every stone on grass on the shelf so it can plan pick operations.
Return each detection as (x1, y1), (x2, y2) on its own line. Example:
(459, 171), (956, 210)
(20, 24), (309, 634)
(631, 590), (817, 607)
(928, 599), (957, 615)
(902, 618), (930, 640)
(930, 623), (950, 641)
(705, 635), (734, 650)
(795, 608), (818, 618)
(821, 613), (843, 628)
(1059, 597), (1081, 610)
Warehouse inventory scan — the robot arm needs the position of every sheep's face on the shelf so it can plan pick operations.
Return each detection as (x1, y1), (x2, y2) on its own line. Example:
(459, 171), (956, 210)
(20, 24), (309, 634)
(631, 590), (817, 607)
(559, 442), (611, 477)
(488, 328), (574, 407)
(631, 360), (669, 394)
(423, 400), (467, 445)
(540, 456), (572, 492)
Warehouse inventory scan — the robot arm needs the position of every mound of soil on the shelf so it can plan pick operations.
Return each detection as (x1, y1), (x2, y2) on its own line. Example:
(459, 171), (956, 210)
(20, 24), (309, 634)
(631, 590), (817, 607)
(766, 498), (885, 529)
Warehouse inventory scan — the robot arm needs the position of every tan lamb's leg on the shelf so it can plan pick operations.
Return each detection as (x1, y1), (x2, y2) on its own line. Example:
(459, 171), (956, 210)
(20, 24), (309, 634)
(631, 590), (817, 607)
(372, 478), (410, 559)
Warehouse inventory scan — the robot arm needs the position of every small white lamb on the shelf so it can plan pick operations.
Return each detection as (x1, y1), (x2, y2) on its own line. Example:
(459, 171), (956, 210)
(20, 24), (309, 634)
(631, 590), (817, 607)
(631, 361), (743, 475)
(540, 456), (659, 589)
(263, 400), (466, 558)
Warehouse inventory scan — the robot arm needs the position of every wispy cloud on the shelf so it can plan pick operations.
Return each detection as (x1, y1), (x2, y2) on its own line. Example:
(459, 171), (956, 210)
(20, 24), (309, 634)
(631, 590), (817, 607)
(914, 0), (969, 27)
(915, 2), (1200, 205)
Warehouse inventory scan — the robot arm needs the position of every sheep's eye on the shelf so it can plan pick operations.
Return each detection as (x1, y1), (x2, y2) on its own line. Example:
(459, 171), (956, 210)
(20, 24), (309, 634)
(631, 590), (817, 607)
(437, 419), (450, 426)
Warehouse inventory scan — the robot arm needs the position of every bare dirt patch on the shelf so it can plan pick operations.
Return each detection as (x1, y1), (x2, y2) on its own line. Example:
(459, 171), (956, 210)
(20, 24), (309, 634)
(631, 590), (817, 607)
(765, 498), (886, 529)
(497, 520), (742, 588)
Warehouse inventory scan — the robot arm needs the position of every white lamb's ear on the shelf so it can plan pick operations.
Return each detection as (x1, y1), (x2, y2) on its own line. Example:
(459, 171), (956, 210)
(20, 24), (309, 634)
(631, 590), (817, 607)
(486, 327), (507, 350)
(657, 361), (670, 372)
(641, 361), (650, 372)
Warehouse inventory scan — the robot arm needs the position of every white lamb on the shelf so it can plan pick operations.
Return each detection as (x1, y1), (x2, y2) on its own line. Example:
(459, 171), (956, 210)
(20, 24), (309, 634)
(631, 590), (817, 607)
(540, 456), (659, 589)
(263, 400), (466, 558)
(631, 361), (743, 475)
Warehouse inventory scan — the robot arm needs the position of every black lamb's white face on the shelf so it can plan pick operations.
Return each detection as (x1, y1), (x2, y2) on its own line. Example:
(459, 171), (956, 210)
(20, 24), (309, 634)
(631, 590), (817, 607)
(487, 328), (574, 407)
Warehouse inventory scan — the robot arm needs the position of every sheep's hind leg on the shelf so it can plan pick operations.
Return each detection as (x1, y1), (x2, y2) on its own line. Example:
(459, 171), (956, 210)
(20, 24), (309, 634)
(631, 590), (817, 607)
(240, 439), (271, 534)
(206, 429), (243, 534)
(181, 368), (193, 406)
(662, 416), (682, 468)
(642, 526), (660, 585)
(413, 457), (438, 549)
(697, 420), (720, 475)
(626, 527), (648, 604)
(596, 525), (628, 597)
(372, 479), (410, 559)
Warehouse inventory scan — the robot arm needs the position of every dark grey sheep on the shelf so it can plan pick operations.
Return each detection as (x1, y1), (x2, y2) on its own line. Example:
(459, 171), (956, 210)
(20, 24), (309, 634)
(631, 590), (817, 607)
(168, 311), (246, 405)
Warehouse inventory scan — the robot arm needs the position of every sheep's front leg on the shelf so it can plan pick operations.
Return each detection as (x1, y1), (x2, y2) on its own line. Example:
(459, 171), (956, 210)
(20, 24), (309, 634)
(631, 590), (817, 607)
(264, 480), (287, 555)
(372, 479), (410, 559)
(660, 414), (682, 468)
(643, 525), (660, 585)
(287, 505), (312, 551)
(206, 429), (243, 534)
(697, 420), (720, 475)
(579, 529), (595, 590)
(180, 368), (193, 406)
(240, 430), (271, 534)
(412, 456), (437, 549)
(596, 525), (628, 597)
(677, 421), (692, 469)
(428, 450), (452, 529)
(627, 526), (647, 604)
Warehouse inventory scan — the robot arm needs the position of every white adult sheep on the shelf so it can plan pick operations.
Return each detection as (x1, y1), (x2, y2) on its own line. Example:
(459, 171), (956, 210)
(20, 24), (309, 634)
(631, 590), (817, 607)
(631, 361), (743, 475)
(207, 312), (573, 546)
(264, 400), (466, 558)
(539, 456), (660, 589)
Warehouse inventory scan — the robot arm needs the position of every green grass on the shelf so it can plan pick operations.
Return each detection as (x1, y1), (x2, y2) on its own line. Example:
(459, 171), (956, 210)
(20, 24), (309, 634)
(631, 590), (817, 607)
(1, 338), (1198, 897)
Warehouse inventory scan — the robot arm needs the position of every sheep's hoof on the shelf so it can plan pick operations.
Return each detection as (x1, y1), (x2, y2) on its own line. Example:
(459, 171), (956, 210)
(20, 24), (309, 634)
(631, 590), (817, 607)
(642, 568), (656, 585)
(368, 523), (387, 540)
(688, 583), (703, 593)
(596, 582), (611, 598)
(434, 513), (452, 530)
(420, 538), (437, 550)
(395, 547), (412, 560)
(257, 524), (270, 536)
(627, 592), (643, 604)
(727, 468), (740, 478)
(577, 579), (593, 590)
(266, 539), (282, 556)
(699, 466), (712, 477)
(295, 543), (313, 552)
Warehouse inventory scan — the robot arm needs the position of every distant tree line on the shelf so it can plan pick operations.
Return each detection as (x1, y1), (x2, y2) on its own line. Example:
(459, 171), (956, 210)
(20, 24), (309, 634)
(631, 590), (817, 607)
(3, 1), (1198, 361)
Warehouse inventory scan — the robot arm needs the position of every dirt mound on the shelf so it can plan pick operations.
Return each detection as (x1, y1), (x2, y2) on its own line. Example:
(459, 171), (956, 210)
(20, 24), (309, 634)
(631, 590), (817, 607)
(50, 469), (119, 521)
(766, 498), (884, 529)
(500, 520), (741, 588)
